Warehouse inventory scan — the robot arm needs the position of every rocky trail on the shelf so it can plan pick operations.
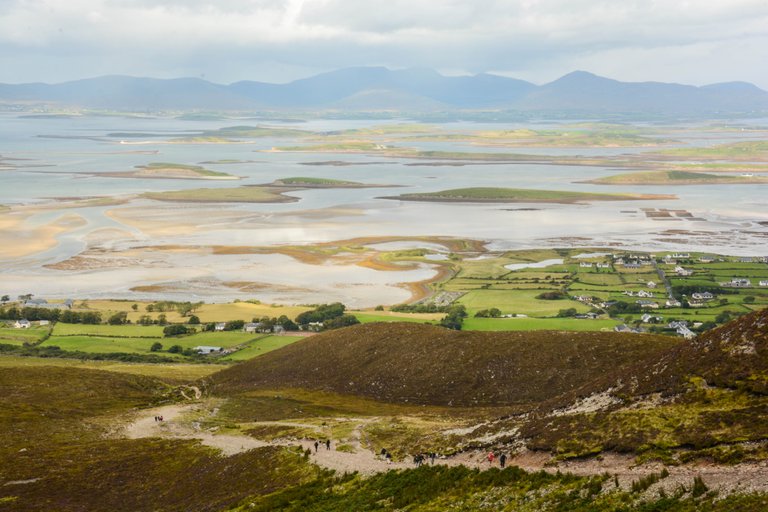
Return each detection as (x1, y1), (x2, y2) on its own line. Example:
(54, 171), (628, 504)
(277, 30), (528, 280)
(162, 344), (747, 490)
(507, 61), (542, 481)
(117, 402), (768, 494)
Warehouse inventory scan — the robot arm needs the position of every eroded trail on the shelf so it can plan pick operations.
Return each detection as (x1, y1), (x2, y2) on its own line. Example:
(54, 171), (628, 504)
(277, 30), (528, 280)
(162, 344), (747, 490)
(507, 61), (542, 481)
(117, 402), (768, 493)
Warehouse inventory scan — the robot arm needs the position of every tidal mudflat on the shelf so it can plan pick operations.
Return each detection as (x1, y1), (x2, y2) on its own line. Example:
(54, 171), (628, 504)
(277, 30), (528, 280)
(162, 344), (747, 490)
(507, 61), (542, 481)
(1, 114), (767, 305)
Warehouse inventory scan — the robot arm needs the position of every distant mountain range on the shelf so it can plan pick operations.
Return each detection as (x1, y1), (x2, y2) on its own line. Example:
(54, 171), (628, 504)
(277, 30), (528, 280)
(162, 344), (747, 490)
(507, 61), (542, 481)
(2, 67), (767, 114)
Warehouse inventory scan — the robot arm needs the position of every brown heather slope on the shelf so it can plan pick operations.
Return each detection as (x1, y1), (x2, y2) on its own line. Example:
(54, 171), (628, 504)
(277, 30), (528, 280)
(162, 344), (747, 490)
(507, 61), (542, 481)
(622, 307), (768, 396)
(208, 323), (679, 407)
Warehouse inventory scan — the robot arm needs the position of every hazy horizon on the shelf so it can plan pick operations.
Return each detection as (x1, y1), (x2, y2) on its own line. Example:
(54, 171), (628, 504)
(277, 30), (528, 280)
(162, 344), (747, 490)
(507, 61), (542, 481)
(1, 0), (767, 89)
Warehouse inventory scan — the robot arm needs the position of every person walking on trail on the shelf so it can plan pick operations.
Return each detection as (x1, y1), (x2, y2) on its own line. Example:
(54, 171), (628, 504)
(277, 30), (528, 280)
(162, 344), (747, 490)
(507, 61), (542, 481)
(326, 439), (331, 450)
(499, 453), (507, 468)
(314, 441), (319, 453)
(430, 452), (436, 465)
(487, 451), (495, 464)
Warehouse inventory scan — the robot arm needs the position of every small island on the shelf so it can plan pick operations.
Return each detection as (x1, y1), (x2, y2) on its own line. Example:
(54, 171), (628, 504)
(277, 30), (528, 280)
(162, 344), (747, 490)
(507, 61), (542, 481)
(381, 187), (676, 204)
(584, 170), (768, 185)
(142, 177), (394, 203)
(102, 162), (240, 180)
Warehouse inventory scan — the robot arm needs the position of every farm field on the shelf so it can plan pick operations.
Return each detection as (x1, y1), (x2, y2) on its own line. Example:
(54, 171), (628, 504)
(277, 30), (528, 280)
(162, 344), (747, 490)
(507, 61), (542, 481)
(221, 335), (305, 361)
(0, 326), (49, 345)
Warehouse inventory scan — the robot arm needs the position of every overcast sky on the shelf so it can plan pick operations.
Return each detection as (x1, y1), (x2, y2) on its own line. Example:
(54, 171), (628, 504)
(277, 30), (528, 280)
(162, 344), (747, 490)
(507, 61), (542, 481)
(1, 0), (767, 88)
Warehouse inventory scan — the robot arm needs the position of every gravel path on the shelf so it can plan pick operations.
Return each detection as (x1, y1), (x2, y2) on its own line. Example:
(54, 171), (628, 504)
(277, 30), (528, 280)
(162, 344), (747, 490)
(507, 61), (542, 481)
(118, 403), (768, 493)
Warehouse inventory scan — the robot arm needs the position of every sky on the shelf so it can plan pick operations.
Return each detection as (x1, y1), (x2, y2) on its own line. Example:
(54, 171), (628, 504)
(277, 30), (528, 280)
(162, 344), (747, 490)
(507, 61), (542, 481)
(1, 0), (767, 89)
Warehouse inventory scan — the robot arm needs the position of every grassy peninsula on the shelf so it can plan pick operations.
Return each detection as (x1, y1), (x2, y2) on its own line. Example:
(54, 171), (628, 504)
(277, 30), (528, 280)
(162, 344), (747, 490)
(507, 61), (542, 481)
(586, 170), (768, 185)
(382, 187), (676, 204)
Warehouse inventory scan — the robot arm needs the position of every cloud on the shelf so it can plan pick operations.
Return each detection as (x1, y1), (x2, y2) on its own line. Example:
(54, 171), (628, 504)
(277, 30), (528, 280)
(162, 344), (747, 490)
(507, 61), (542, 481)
(0, 0), (766, 87)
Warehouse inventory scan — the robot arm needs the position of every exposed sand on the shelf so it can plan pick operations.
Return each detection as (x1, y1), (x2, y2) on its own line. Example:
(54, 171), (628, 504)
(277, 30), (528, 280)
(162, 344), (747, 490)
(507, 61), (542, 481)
(0, 210), (87, 258)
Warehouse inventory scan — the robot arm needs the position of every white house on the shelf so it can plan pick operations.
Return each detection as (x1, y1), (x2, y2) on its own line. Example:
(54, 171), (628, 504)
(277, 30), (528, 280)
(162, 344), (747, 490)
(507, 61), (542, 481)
(675, 266), (693, 276)
(760, 280), (768, 287)
(214, 322), (226, 331)
(636, 300), (659, 309)
(691, 292), (715, 301)
(243, 322), (262, 333)
(676, 325), (696, 339)
(647, 281), (657, 289)
(637, 290), (655, 298)
(38, 320), (50, 326)
(579, 262), (593, 268)
(14, 319), (31, 329)
(725, 278), (751, 288)
(666, 299), (682, 307)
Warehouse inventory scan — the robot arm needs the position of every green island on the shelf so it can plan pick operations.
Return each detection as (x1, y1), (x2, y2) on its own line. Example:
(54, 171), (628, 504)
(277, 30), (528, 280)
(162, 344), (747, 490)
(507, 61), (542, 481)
(142, 177), (390, 203)
(382, 187), (676, 203)
(656, 140), (768, 161)
(103, 162), (239, 180)
(586, 170), (768, 185)
(142, 186), (300, 203)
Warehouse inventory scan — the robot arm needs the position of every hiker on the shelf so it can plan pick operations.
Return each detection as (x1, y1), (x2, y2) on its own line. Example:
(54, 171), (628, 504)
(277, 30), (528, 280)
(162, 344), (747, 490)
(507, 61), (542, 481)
(499, 453), (507, 468)
(326, 439), (331, 450)
(314, 441), (319, 453)
(159, 415), (163, 422)
(487, 451), (495, 464)
(385, 452), (392, 464)
(380, 448), (388, 459)
(430, 452), (436, 465)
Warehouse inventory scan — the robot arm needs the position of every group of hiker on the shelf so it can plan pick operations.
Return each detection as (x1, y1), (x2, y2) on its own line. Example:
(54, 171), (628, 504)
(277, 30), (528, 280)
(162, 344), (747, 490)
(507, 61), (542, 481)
(486, 451), (507, 468)
(153, 415), (164, 422)
(412, 452), (438, 466)
(313, 439), (332, 452)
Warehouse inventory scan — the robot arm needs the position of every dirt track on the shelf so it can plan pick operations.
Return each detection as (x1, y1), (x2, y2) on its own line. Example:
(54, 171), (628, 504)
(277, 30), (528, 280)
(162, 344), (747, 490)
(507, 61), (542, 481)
(118, 403), (768, 493)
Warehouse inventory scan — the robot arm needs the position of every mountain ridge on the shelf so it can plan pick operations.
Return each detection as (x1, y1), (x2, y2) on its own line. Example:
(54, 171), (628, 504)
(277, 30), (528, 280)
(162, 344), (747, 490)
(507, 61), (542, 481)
(3, 67), (767, 113)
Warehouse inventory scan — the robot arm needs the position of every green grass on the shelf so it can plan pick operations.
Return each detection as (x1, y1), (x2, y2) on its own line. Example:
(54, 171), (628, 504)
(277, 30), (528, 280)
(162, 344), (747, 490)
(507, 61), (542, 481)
(42, 331), (258, 355)
(42, 335), (182, 355)
(390, 187), (667, 203)
(462, 317), (619, 331)
(52, 323), (164, 338)
(354, 313), (439, 324)
(223, 335), (304, 361)
(457, 290), (592, 317)
(0, 326), (49, 345)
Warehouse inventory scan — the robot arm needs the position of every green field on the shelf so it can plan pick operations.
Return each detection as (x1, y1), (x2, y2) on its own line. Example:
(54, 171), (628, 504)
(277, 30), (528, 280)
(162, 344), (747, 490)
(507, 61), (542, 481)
(52, 323), (164, 338)
(222, 335), (305, 361)
(458, 289), (592, 317)
(353, 313), (439, 324)
(462, 317), (619, 331)
(42, 330), (260, 355)
(0, 326), (49, 345)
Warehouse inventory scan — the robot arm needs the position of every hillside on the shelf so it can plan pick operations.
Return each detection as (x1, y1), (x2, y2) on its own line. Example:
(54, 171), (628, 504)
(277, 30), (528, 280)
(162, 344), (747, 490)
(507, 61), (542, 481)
(625, 307), (768, 396)
(208, 322), (678, 407)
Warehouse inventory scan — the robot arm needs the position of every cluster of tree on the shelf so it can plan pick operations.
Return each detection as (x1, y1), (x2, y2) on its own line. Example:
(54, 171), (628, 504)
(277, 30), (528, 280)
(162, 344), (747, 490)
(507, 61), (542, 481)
(605, 301), (642, 317)
(536, 291), (567, 300)
(474, 308), (502, 318)
(0, 306), (101, 324)
(144, 301), (203, 316)
(137, 314), (169, 326)
(439, 305), (467, 330)
(556, 308), (578, 318)
(149, 341), (200, 356)
(295, 303), (360, 331)
(390, 303), (452, 313)
(162, 325), (197, 337)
